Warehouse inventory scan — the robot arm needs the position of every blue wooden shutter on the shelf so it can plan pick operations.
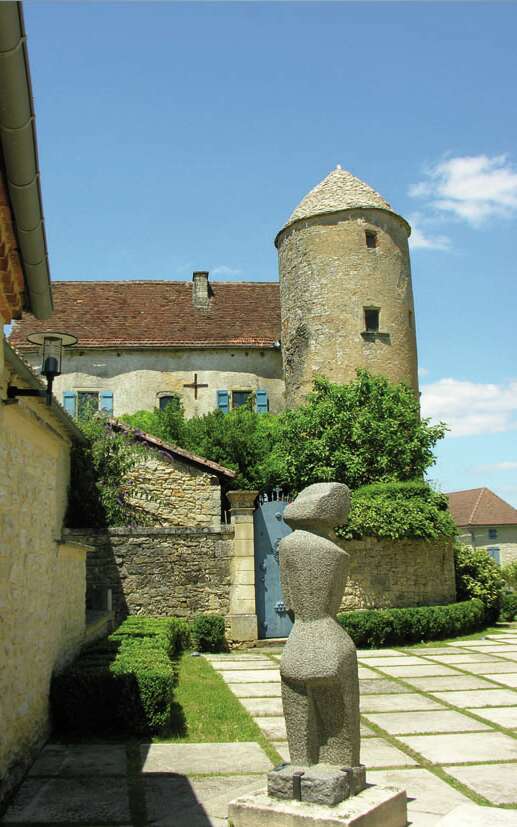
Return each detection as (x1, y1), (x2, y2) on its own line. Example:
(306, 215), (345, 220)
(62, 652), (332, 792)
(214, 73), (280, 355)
(99, 391), (114, 414)
(256, 389), (269, 414)
(63, 390), (77, 416)
(217, 390), (229, 414)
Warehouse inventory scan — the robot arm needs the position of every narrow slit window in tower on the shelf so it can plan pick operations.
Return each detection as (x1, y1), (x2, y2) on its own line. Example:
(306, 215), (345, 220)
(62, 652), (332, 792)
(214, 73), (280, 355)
(364, 308), (380, 332)
(365, 230), (377, 249)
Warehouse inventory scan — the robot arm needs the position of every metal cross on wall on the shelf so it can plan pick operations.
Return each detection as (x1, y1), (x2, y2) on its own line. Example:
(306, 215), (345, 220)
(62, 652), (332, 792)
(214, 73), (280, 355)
(183, 373), (208, 399)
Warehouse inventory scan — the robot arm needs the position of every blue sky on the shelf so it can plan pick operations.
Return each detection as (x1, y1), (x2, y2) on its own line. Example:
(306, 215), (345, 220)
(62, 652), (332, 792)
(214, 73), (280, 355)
(20, 1), (517, 504)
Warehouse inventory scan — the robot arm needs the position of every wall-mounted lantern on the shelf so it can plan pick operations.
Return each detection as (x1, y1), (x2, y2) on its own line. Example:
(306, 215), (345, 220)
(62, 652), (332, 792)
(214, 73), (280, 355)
(7, 331), (77, 406)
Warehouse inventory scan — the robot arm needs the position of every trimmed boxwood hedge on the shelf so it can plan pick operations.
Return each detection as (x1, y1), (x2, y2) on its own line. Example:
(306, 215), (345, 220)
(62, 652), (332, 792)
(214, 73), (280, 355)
(337, 599), (485, 648)
(51, 617), (177, 736)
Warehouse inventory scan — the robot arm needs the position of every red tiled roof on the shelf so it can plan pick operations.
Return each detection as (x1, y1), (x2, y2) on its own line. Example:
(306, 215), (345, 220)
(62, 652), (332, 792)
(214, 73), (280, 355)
(9, 280), (281, 349)
(110, 420), (237, 480)
(447, 487), (517, 527)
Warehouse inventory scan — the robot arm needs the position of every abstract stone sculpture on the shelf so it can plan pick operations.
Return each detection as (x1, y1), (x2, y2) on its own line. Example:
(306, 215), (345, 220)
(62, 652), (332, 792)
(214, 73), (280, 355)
(268, 482), (365, 804)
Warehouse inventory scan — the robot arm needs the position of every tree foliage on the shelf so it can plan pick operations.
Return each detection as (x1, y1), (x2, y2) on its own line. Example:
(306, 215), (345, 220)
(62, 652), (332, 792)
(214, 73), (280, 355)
(337, 480), (457, 541)
(454, 543), (506, 623)
(268, 372), (447, 493)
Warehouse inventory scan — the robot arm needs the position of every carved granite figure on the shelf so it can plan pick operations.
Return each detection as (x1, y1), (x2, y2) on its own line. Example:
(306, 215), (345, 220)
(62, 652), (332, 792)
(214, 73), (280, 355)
(269, 482), (364, 802)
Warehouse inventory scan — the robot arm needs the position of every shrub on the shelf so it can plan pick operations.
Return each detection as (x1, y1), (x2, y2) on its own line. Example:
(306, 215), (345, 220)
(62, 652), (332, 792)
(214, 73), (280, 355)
(191, 614), (227, 652)
(501, 561), (517, 592)
(337, 480), (457, 541)
(337, 599), (486, 648)
(500, 592), (517, 622)
(166, 617), (192, 658)
(454, 544), (506, 623)
(51, 617), (177, 735)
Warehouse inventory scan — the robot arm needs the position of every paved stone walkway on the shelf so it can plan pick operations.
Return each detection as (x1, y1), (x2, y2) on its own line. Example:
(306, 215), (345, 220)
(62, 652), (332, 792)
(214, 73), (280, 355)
(208, 621), (517, 826)
(2, 623), (516, 826)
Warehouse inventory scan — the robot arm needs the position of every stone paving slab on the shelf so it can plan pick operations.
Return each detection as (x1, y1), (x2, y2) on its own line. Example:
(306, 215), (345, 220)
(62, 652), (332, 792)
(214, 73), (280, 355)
(398, 731), (517, 764)
(379, 664), (461, 678)
(367, 767), (470, 818)
(140, 742), (272, 774)
(462, 661), (517, 674)
(255, 716), (287, 741)
(432, 688), (517, 707)
(210, 660), (278, 671)
(360, 737), (417, 767)
(468, 705), (517, 728)
(219, 669), (281, 683)
(357, 666), (384, 679)
(437, 803), (517, 826)
(359, 678), (413, 694)
(444, 763), (517, 805)
(406, 647), (466, 655)
(359, 656), (428, 667)
(356, 649), (404, 657)
(1, 777), (132, 823)
(470, 645), (517, 653)
(424, 653), (505, 664)
(239, 697), (283, 716)
(365, 710), (490, 735)
(27, 743), (127, 777)
(496, 653), (517, 662)
(404, 675), (496, 692)
(229, 681), (282, 697)
(360, 693), (443, 713)
(452, 640), (505, 648)
(144, 773), (266, 826)
(488, 673), (517, 688)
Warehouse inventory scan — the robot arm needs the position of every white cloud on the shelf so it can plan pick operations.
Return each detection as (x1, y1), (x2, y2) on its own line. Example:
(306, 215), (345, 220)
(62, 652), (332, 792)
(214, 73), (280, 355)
(418, 367), (430, 378)
(211, 265), (242, 277)
(420, 378), (517, 437)
(471, 461), (517, 472)
(409, 220), (451, 251)
(410, 154), (517, 226)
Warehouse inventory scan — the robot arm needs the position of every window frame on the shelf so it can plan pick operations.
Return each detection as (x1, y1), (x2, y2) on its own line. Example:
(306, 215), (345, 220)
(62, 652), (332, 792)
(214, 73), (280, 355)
(157, 392), (181, 412)
(364, 306), (381, 333)
(488, 527), (498, 540)
(230, 389), (253, 410)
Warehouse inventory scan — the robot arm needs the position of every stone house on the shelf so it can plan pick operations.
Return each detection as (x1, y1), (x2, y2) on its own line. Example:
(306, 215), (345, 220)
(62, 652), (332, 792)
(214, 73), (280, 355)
(10, 166), (420, 415)
(447, 487), (517, 566)
(0, 3), (89, 807)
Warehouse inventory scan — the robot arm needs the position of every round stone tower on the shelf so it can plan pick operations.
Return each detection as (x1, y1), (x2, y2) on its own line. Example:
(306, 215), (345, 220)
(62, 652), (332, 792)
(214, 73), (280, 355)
(275, 166), (419, 408)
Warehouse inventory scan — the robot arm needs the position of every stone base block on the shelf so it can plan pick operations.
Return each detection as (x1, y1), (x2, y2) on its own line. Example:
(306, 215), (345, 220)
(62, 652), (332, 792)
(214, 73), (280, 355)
(228, 613), (258, 642)
(268, 764), (367, 805)
(228, 784), (407, 827)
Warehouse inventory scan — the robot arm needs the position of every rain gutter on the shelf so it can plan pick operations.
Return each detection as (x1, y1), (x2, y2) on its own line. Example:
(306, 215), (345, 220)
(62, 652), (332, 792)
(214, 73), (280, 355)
(0, 2), (52, 319)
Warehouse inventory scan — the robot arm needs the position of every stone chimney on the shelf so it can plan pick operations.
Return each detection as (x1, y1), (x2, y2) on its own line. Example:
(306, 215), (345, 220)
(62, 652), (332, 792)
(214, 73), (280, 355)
(192, 271), (210, 310)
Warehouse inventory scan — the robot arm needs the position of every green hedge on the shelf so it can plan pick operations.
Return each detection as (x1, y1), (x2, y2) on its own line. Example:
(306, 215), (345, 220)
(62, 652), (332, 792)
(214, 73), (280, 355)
(500, 592), (517, 622)
(337, 480), (457, 541)
(51, 617), (177, 736)
(454, 544), (505, 623)
(337, 599), (486, 648)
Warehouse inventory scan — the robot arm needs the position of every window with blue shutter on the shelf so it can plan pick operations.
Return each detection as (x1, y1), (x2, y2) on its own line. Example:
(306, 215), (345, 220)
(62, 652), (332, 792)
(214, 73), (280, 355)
(63, 390), (77, 417)
(487, 547), (501, 565)
(256, 389), (269, 414)
(217, 390), (229, 414)
(99, 391), (114, 415)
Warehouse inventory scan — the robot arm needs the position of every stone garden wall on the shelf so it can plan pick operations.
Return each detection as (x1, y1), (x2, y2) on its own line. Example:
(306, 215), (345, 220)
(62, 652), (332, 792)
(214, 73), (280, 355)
(338, 537), (456, 611)
(65, 525), (234, 622)
(122, 454), (222, 528)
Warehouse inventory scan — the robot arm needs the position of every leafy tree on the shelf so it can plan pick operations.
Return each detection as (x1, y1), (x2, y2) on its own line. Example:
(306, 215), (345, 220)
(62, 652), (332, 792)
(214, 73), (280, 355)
(454, 543), (506, 623)
(268, 371), (447, 493)
(123, 400), (279, 490)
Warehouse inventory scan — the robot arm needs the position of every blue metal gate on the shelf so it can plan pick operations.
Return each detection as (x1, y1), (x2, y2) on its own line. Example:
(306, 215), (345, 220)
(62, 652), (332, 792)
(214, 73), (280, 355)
(254, 492), (293, 639)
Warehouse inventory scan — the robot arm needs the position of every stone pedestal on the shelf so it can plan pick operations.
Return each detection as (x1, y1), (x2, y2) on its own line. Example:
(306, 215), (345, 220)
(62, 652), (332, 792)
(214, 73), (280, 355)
(227, 490), (259, 642)
(228, 785), (407, 827)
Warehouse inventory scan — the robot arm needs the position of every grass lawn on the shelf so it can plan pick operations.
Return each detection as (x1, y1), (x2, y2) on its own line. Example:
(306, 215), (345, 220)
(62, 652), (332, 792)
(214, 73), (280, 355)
(402, 621), (514, 649)
(154, 653), (282, 764)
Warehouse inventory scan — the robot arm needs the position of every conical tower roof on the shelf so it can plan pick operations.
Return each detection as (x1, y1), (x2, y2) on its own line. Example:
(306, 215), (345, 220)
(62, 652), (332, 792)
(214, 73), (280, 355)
(283, 165), (392, 230)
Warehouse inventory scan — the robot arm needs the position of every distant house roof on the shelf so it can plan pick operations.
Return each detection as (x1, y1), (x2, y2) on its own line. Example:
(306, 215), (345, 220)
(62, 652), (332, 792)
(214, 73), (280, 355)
(447, 487), (517, 527)
(109, 419), (237, 481)
(9, 280), (281, 350)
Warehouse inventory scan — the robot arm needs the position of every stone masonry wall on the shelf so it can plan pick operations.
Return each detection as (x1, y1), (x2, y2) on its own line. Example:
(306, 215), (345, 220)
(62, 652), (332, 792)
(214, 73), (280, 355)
(123, 454), (222, 528)
(338, 537), (456, 611)
(0, 390), (86, 810)
(65, 526), (234, 622)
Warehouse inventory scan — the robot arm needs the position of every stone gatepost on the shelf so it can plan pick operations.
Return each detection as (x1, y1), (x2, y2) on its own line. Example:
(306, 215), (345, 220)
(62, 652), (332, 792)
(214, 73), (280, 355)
(227, 490), (259, 642)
